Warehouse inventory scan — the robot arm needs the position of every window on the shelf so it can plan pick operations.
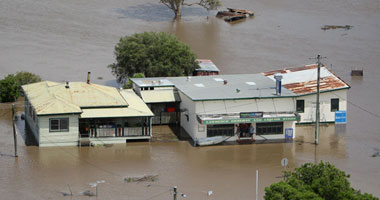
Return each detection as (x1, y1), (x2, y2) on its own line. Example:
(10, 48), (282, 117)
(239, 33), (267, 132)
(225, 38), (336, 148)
(296, 100), (305, 113)
(331, 98), (339, 112)
(207, 124), (234, 137)
(256, 122), (283, 135)
(49, 118), (69, 132)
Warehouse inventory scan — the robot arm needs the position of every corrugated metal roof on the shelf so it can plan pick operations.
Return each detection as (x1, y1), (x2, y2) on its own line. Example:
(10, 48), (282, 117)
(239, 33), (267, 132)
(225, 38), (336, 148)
(140, 89), (180, 103)
(22, 81), (130, 115)
(264, 64), (350, 95)
(195, 59), (220, 72)
(132, 64), (349, 101)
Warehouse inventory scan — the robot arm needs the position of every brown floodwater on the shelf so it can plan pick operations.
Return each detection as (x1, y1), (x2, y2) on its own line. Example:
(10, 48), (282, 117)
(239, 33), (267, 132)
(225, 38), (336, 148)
(1, 0), (380, 199)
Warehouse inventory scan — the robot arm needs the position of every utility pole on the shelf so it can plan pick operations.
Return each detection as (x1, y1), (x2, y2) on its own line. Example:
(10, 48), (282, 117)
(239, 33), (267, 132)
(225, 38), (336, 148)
(173, 186), (177, 200)
(256, 170), (259, 200)
(315, 55), (321, 145)
(12, 104), (18, 157)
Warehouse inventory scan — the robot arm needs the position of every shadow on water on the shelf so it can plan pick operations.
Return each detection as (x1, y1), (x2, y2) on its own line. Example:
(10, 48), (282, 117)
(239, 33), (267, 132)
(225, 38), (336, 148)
(104, 79), (120, 88)
(115, 3), (209, 22)
(16, 114), (38, 146)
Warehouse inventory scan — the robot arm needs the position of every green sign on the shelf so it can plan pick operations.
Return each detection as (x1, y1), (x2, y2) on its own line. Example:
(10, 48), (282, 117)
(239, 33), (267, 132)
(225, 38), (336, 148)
(202, 116), (299, 125)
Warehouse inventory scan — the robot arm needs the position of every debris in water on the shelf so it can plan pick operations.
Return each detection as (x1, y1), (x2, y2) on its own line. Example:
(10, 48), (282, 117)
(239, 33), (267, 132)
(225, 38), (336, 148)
(60, 184), (73, 196)
(351, 68), (363, 76)
(216, 8), (254, 23)
(372, 148), (380, 157)
(321, 25), (353, 31)
(80, 190), (96, 197)
(97, 76), (103, 80)
(124, 174), (159, 183)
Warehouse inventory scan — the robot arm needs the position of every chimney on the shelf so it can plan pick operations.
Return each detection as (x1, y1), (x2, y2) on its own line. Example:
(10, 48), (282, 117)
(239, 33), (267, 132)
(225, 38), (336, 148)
(65, 81), (70, 89)
(87, 72), (91, 84)
(274, 73), (283, 95)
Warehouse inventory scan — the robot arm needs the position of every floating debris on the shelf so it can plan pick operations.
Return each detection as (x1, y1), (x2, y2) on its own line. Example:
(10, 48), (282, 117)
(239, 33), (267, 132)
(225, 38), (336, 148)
(124, 174), (159, 183)
(321, 25), (353, 31)
(97, 76), (103, 80)
(351, 68), (363, 76)
(80, 190), (96, 197)
(372, 148), (380, 157)
(60, 184), (73, 196)
(216, 8), (254, 23)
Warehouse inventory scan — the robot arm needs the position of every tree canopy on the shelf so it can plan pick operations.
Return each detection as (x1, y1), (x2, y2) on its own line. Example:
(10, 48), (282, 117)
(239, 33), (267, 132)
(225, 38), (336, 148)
(108, 32), (199, 84)
(160, 0), (221, 18)
(264, 162), (379, 200)
(0, 71), (41, 103)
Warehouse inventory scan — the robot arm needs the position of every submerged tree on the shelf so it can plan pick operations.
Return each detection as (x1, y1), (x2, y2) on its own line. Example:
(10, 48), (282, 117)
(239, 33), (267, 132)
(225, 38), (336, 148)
(264, 162), (379, 200)
(160, 0), (221, 19)
(108, 32), (198, 84)
(0, 72), (41, 102)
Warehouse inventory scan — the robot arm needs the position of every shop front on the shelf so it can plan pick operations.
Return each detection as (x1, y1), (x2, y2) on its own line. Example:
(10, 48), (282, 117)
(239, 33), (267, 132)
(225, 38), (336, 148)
(197, 112), (300, 141)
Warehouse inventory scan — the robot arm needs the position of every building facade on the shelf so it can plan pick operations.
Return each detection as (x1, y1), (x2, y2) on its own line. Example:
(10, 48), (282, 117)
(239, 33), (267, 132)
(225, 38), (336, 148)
(23, 81), (153, 147)
(132, 64), (350, 143)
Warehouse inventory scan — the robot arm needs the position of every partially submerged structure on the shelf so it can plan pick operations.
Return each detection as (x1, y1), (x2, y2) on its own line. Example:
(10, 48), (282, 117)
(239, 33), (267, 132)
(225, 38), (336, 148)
(22, 81), (153, 147)
(23, 64), (349, 147)
(132, 64), (350, 143)
(193, 59), (220, 76)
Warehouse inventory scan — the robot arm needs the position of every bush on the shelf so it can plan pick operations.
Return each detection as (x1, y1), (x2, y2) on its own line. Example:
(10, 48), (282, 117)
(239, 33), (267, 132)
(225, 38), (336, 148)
(0, 71), (41, 102)
(264, 162), (379, 200)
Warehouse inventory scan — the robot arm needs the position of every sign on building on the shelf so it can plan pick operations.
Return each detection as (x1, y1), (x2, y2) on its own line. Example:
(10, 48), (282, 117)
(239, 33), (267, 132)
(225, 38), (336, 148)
(240, 112), (264, 118)
(285, 128), (293, 139)
(335, 111), (347, 124)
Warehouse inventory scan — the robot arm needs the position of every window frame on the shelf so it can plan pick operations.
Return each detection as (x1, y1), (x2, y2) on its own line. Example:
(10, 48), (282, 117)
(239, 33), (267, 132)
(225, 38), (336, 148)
(256, 122), (283, 135)
(49, 118), (69, 132)
(331, 98), (339, 112)
(296, 99), (305, 113)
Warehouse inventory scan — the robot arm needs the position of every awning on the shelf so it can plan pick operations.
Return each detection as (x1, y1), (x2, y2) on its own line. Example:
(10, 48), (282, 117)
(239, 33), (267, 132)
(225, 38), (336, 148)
(140, 89), (180, 103)
(197, 112), (300, 125)
(80, 107), (153, 118)
(80, 89), (154, 118)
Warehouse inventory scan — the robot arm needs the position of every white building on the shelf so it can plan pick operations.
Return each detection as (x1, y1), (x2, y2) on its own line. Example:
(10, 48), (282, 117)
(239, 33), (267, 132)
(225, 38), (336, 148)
(132, 64), (350, 143)
(22, 81), (153, 147)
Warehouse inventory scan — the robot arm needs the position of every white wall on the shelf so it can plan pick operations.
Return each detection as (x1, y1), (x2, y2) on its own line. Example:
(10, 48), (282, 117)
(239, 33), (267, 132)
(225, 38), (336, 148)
(296, 89), (348, 123)
(178, 92), (198, 140)
(38, 114), (79, 147)
(196, 98), (295, 114)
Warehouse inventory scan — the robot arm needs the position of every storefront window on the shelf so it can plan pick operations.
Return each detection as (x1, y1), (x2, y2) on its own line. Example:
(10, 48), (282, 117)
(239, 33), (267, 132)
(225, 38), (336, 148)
(256, 122), (283, 135)
(207, 124), (234, 137)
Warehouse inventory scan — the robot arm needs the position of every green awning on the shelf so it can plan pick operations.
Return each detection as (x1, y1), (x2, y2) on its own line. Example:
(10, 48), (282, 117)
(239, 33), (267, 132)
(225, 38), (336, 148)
(198, 115), (300, 125)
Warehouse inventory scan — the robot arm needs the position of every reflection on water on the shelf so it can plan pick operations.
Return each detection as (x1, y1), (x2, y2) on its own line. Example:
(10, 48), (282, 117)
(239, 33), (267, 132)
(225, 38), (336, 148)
(115, 3), (209, 22)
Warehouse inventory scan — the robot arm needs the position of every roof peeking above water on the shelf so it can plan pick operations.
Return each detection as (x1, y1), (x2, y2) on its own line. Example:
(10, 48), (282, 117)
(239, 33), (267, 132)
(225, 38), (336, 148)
(195, 59), (220, 72)
(263, 64), (350, 95)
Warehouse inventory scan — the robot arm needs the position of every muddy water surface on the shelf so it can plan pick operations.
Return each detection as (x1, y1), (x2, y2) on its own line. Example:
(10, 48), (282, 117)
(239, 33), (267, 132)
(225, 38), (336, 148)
(1, 0), (380, 199)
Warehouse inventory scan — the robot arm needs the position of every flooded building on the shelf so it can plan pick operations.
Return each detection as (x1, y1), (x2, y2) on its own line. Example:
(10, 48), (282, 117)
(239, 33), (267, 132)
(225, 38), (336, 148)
(132, 64), (350, 143)
(193, 59), (220, 76)
(22, 81), (153, 147)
